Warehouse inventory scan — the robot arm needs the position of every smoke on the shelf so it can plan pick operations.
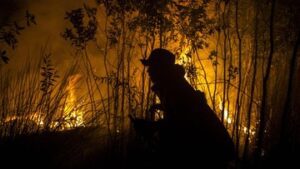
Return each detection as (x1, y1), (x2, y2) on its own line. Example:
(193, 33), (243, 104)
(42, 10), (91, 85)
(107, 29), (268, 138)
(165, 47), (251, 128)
(1, 0), (102, 72)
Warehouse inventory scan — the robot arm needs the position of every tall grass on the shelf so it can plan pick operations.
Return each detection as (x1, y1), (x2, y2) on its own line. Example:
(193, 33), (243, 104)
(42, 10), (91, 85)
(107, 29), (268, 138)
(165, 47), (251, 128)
(0, 48), (106, 138)
(1, 1), (299, 167)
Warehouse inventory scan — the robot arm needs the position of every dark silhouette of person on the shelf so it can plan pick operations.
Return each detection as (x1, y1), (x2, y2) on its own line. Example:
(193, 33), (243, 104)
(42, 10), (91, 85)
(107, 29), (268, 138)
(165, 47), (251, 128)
(131, 48), (235, 168)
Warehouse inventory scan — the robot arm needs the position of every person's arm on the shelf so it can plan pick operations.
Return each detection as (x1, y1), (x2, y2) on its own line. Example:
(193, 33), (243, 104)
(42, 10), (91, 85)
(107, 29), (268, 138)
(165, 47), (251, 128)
(149, 103), (164, 112)
(129, 114), (163, 139)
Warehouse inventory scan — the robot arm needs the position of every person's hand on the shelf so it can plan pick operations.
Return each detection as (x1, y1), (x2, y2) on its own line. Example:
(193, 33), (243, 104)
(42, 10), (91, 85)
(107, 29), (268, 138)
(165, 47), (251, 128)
(149, 104), (163, 114)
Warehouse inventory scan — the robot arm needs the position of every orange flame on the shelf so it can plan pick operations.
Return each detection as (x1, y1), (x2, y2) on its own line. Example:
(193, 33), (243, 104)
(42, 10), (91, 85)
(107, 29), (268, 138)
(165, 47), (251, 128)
(63, 74), (84, 129)
(218, 97), (232, 124)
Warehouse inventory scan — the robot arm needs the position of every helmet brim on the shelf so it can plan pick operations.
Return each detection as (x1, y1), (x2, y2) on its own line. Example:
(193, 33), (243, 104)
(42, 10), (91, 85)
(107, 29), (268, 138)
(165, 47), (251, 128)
(140, 59), (150, 66)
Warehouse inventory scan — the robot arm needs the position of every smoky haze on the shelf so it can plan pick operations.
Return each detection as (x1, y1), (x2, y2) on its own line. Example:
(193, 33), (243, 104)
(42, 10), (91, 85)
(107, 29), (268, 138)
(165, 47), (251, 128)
(1, 0), (103, 72)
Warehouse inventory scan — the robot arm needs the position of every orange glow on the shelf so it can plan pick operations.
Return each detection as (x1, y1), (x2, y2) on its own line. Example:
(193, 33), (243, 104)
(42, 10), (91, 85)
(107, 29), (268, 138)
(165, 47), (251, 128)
(2, 75), (85, 131)
(176, 47), (192, 65)
(62, 74), (84, 129)
(218, 97), (232, 124)
(176, 46), (192, 81)
(2, 112), (45, 128)
(243, 126), (256, 136)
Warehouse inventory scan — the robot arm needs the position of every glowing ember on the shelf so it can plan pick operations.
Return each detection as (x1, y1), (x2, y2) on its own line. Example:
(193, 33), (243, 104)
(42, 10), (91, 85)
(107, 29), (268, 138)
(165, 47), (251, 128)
(2, 75), (85, 131)
(218, 97), (232, 124)
(176, 47), (192, 81)
(2, 112), (45, 128)
(30, 113), (45, 127)
(177, 47), (192, 65)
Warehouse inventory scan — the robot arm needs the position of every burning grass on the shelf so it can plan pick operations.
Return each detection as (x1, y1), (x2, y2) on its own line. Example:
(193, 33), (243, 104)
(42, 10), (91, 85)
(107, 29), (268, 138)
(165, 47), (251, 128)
(0, 52), (102, 137)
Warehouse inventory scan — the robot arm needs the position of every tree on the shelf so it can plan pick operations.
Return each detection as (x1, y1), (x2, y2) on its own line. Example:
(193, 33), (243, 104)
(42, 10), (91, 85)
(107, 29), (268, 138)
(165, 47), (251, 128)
(0, 11), (35, 65)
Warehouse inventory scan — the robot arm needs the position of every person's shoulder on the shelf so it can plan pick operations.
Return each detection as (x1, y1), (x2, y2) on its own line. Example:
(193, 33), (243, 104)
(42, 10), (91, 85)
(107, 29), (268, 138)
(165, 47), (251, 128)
(195, 90), (207, 104)
(172, 64), (185, 78)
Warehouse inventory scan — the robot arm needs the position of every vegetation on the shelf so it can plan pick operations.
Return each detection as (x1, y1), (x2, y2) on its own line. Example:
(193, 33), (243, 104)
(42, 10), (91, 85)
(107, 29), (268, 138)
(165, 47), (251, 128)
(0, 0), (299, 168)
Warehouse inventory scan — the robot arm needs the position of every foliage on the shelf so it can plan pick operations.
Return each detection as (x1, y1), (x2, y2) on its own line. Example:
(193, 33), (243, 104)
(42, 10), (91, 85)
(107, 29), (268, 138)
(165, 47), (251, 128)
(1, 0), (297, 167)
(40, 53), (59, 95)
(62, 5), (97, 49)
(0, 10), (36, 65)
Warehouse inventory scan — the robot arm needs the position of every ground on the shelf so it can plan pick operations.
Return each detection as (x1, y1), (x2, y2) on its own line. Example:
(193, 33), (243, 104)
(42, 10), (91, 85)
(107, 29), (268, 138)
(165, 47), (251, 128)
(0, 127), (123, 169)
(1, 127), (298, 169)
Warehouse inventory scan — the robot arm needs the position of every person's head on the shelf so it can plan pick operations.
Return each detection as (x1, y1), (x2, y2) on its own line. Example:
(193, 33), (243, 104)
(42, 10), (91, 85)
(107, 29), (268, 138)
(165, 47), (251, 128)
(141, 48), (176, 83)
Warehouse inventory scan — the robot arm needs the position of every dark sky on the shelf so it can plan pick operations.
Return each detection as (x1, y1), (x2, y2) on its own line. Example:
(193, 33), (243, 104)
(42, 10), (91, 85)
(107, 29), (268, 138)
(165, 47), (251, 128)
(0, 0), (24, 26)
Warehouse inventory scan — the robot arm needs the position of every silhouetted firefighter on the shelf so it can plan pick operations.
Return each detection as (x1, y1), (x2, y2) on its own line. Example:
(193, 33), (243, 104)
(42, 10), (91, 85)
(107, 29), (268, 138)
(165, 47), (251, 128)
(130, 48), (235, 168)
